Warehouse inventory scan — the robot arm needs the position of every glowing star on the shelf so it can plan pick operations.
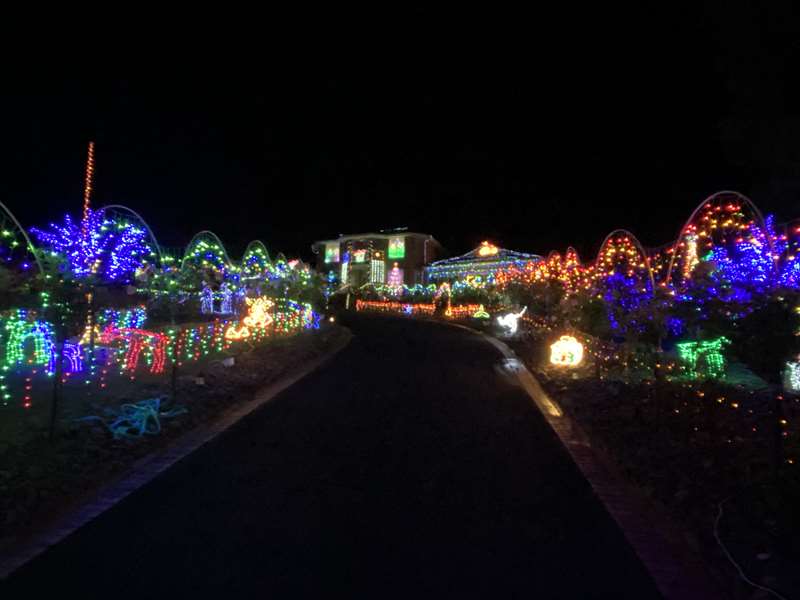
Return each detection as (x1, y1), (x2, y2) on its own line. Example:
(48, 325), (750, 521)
(478, 241), (499, 257)
(473, 305), (490, 319)
(496, 307), (527, 335)
(550, 336), (584, 366)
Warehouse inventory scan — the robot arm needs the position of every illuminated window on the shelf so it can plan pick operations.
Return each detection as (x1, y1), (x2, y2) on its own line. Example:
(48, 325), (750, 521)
(388, 236), (405, 259)
(324, 244), (340, 263)
(353, 249), (367, 263)
(370, 259), (385, 283)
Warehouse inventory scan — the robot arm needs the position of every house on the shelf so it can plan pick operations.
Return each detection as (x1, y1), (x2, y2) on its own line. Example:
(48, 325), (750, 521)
(312, 229), (443, 288)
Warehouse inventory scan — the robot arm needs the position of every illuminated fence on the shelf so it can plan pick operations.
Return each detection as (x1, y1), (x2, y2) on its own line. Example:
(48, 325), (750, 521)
(355, 299), (483, 319)
(356, 300), (435, 315)
(0, 298), (320, 408)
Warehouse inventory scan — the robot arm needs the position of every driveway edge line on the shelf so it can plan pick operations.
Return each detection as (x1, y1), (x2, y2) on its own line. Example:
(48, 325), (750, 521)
(447, 322), (725, 600)
(0, 329), (353, 580)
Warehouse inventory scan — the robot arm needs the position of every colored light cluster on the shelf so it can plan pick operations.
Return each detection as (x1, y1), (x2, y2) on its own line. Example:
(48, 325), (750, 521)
(225, 297), (275, 340)
(494, 193), (800, 301)
(0, 297), (320, 408)
(388, 236), (405, 259)
(785, 360), (800, 392)
(427, 243), (541, 283)
(473, 305), (490, 319)
(550, 336), (584, 366)
(355, 299), (483, 320)
(31, 209), (155, 282)
(241, 242), (272, 279)
(496, 307), (527, 335)
(675, 337), (730, 380)
(96, 306), (147, 330)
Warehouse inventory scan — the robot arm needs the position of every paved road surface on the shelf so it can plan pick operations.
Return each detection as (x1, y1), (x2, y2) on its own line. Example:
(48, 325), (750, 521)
(2, 315), (660, 598)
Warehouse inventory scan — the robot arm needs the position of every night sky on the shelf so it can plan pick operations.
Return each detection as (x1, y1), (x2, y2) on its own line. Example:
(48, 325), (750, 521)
(3, 4), (800, 262)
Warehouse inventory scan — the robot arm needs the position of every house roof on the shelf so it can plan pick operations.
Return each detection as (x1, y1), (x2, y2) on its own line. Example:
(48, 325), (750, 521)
(312, 231), (441, 248)
(427, 241), (542, 269)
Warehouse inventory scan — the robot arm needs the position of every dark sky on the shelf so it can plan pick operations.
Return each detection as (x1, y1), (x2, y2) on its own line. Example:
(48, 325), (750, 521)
(3, 4), (800, 261)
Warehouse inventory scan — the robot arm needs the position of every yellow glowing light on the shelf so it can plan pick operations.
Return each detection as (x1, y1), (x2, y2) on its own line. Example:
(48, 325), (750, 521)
(225, 297), (274, 340)
(478, 241), (499, 257)
(550, 335), (584, 366)
(473, 304), (490, 319)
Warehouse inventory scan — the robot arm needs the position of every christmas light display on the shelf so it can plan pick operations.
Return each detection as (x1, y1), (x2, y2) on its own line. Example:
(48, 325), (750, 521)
(355, 299), (482, 319)
(387, 263), (403, 288)
(675, 337), (730, 380)
(784, 360), (800, 393)
(325, 243), (340, 263)
(181, 231), (233, 277)
(478, 241), (499, 256)
(219, 283), (234, 315)
(550, 336), (584, 366)
(225, 297), (275, 340)
(200, 283), (214, 314)
(96, 306), (147, 330)
(3, 313), (57, 373)
(241, 241), (272, 279)
(81, 141), (95, 228)
(0, 201), (42, 273)
(682, 233), (699, 279)
(116, 329), (169, 374)
(667, 192), (767, 287)
(63, 342), (84, 373)
(370, 257), (385, 284)
(473, 305), (490, 319)
(427, 243), (542, 283)
(496, 307), (527, 335)
(388, 236), (405, 259)
(31, 209), (153, 281)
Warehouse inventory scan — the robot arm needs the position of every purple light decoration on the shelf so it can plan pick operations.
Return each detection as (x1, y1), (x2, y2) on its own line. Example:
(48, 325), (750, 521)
(31, 209), (151, 282)
(706, 214), (800, 295)
(63, 342), (84, 373)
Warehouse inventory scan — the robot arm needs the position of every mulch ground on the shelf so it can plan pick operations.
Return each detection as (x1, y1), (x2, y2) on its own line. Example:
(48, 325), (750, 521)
(507, 329), (800, 599)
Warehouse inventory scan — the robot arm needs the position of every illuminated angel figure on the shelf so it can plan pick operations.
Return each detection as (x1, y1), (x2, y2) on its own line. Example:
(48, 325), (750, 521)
(218, 282), (233, 314)
(200, 282), (214, 314)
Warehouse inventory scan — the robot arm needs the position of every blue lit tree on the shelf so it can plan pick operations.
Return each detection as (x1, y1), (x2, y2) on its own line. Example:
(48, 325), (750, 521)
(31, 209), (153, 284)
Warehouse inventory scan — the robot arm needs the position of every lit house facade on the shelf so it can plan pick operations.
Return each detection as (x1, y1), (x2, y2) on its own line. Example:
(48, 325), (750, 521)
(312, 230), (443, 288)
(425, 241), (542, 284)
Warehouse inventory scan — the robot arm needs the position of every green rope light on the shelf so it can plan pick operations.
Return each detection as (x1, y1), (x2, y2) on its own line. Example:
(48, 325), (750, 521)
(675, 336), (730, 379)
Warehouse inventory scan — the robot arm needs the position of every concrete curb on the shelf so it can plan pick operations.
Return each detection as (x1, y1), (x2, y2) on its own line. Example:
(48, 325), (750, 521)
(0, 329), (353, 580)
(448, 322), (726, 600)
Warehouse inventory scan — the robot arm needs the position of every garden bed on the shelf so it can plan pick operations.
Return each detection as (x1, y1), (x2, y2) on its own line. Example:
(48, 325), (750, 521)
(509, 331), (800, 599)
(0, 323), (349, 551)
